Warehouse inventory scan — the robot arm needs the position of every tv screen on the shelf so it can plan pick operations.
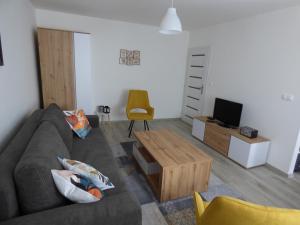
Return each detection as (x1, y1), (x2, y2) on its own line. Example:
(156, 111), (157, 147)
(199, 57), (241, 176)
(213, 98), (243, 127)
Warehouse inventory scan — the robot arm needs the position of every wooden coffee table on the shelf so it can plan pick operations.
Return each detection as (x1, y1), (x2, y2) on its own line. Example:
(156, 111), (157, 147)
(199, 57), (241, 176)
(133, 129), (212, 202)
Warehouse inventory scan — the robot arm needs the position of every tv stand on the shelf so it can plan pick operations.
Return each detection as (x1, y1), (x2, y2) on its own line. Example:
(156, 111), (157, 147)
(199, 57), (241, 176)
(217, 122), (234, 129)
(192, 116), (271, 168)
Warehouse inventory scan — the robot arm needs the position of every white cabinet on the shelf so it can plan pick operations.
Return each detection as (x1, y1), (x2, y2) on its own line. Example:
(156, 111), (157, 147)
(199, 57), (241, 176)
(228, 136), (270, 168)
(192, 119), (205, 141)
(192, 116), (271, 169)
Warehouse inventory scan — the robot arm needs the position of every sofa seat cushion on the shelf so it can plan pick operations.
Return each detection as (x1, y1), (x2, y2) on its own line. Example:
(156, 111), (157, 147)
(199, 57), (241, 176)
(14, 121), (70, 214)
(0, 110), (43, 221)
(0, 192), (142, 225)
(71, 128), (114, 160)
(40, 104), (73, 151)
(71, 129), (128, 196)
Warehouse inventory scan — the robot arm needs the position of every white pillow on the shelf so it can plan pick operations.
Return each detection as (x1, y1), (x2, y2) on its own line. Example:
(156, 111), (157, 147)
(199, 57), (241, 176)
(57, 157), (115, 191)
(51, 170), (103, 203)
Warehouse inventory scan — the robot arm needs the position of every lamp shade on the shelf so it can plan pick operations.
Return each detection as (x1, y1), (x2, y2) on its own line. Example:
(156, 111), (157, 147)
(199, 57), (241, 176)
(159, 7), (182, 35)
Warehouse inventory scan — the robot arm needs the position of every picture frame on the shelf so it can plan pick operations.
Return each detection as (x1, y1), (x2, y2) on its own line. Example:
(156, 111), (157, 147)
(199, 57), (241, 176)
(127, 57), (134, 66)
(119, 49), (140, 66)
(133, 50), (140, 59)
(0, 35), (3, 66)
(119, 57), (127, 65)
(133, 50), (140, 65)
(132, 59), (140, 65)
(127, 50), (134, 58)
(120, 49), (127, 58)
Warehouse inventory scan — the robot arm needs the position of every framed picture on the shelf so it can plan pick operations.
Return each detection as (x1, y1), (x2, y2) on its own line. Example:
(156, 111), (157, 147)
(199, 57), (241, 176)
(132, 59), (140, 65)
(127, 50), (134, 58)
(119, 49), (140, 66)
(120, 49), (127, 58)
(133, 50), (140, 65)
(0, 35), (3, 66)
(133, 50), (140, 59)
(127, 57), (134, 66)
(119, 57), (127, 65)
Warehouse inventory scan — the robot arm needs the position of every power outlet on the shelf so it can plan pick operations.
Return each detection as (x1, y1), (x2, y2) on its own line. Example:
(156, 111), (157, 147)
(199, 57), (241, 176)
(281, 93), (295, 102)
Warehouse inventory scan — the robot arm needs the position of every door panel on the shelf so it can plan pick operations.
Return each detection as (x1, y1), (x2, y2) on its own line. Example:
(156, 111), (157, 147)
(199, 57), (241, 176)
(38, 28), (76, 110)
(187, 66), (205, 75)
(182, 47), (210, 124)
(190, 55), (206, 66)
(186, 76), (204, 88)
(74, 33), (94, 114)
(185, 96), (201, 110)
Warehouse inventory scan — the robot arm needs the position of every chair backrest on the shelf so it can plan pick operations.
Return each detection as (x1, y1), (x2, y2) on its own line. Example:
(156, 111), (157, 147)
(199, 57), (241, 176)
(127, 90), (150, 111)
(194, 193), (300, 225)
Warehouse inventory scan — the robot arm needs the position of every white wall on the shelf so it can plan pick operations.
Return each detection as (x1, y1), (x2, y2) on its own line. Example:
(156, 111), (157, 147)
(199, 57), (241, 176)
(189, 6), (300, 175)
(0, 0), (39, 150)
(35, 9), (189, 120)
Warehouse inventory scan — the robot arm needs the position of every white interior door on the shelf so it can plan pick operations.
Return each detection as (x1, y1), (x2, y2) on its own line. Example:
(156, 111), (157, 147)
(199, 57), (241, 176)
(74, 33), (94, 115)
(182, 47), (210, 124)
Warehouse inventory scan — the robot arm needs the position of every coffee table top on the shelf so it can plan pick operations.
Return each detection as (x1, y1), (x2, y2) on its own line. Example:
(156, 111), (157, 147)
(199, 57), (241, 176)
(134, 129), (212, 168)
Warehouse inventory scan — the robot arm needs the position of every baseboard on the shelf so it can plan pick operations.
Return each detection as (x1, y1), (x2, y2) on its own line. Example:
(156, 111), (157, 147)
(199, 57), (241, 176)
(107, 118), (182, 123)
(265, 164), (292, 178)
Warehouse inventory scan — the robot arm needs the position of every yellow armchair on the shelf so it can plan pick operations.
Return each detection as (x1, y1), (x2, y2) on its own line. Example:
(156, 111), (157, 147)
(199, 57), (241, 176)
(126, 90), (154, 137)
(194, 192), (300, 225)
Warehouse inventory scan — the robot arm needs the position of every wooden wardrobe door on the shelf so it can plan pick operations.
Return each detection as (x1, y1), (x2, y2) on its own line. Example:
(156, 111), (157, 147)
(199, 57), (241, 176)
(37, 28), (76, 110)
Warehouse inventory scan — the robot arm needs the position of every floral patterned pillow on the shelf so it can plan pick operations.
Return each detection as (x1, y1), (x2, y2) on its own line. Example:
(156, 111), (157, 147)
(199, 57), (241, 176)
(57, 157), (115, 191)
(65, 110), (91, 139)
(51, 170), (103, 203)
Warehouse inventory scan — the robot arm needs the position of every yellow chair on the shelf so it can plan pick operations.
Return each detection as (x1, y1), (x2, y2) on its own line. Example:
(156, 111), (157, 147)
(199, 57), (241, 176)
(126, 90), (154, 137)
(194, 192), (300, 225)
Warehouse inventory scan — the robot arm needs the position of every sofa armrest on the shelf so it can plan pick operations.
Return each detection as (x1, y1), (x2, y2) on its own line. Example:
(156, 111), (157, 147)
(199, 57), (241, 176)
(86, 115), (99, 128)
(0, 193), (141, 225)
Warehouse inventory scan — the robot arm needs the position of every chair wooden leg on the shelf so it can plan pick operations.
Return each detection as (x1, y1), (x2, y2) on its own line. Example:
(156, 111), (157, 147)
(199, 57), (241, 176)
(145, 121), (150, 130)
(144, 120), (147, 131)
(128, 120), (135, 138)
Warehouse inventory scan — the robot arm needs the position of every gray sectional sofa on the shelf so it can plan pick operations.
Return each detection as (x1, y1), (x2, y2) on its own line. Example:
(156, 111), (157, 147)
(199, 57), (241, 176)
(0, 104), (141, 225)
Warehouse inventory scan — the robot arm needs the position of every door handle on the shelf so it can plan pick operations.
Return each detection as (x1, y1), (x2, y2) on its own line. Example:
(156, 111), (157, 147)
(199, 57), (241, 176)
(200, 85), (204, 95)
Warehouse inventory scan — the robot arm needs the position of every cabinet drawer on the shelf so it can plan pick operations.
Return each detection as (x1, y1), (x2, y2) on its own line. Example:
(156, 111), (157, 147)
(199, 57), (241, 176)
(133, 145), (160, 175)
(204, 124), (230, 155)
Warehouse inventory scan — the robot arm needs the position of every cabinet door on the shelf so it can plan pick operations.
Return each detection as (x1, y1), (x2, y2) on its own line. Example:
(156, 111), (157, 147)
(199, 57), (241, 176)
(204, 123), (231, 156)
(228, 136), (251, 167)
(37, 28), (76, 110)
(192, 119), (205, 141)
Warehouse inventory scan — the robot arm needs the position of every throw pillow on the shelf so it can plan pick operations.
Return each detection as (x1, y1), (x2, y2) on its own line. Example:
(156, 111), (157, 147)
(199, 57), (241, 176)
(65, 110), (91, 139)
(58, 157), (115, 191)
(51, 170), (103, 203)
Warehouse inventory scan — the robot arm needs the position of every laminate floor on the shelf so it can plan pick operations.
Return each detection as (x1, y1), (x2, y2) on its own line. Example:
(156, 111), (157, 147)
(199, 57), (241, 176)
(100, 119), (300, 225)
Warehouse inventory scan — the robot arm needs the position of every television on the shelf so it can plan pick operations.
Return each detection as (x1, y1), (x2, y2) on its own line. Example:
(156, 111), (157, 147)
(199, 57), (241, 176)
(213, 98), (243, 128)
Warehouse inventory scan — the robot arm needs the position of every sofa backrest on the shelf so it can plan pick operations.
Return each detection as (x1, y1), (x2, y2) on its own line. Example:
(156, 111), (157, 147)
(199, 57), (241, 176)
(40, 104), (73, 151)
(0, 110), (43, 221)
(14, 121), (71, 214)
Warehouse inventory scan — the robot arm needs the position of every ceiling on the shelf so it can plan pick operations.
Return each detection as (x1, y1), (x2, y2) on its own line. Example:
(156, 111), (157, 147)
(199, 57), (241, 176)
(31, 0), (300, 30)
